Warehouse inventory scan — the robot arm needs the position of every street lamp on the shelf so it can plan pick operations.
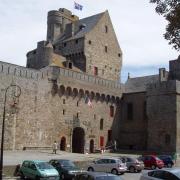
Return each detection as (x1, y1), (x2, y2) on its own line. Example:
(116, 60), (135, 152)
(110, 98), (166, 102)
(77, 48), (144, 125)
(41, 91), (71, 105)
(0, 84), (21, 180)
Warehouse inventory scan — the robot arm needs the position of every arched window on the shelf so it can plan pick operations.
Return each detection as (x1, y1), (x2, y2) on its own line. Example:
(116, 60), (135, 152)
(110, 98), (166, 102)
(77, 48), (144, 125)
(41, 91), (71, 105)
(100, 119), (104, 130)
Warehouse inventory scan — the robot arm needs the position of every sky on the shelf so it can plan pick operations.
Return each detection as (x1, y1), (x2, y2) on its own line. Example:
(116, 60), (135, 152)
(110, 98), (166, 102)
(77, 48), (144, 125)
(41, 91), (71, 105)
(0, 0), (179, 82)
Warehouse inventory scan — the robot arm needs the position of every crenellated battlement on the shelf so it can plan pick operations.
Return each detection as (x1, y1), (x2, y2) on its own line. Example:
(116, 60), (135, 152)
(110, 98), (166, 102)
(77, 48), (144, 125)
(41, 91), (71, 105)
(146, 80), (180, 95)
(0, 61), (123, 90)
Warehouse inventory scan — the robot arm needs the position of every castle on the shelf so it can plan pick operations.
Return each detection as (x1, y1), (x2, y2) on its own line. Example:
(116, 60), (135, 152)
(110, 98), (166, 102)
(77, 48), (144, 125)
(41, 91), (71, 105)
(0, 8), (179, 154)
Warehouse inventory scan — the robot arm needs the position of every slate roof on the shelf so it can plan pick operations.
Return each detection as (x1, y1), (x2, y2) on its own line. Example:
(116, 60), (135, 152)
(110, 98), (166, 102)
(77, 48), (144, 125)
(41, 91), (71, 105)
(56, 12), (105, 43)
(125, 75), (159, 93)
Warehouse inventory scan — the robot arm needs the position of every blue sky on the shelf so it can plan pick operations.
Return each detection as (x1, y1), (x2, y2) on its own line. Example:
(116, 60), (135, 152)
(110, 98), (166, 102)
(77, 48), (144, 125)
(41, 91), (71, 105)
(0, 0), (179, 82)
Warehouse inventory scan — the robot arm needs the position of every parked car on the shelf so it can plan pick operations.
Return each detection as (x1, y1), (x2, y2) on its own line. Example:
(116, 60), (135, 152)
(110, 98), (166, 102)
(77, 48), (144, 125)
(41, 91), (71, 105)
(138, 155), (164, 169)
(140, 168), (180, 180)
(49, 159), (84, 180)
(87, 158), (127, 175)
(19, 160), (59, 180)
(120, 156), (144, 173)
(158, 155), (174, 168)
(74, 171), (124, 180)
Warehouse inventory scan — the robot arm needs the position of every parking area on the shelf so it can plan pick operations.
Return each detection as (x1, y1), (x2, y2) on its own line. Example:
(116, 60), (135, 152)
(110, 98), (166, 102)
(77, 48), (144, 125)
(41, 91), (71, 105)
(2, 150), (180, 180)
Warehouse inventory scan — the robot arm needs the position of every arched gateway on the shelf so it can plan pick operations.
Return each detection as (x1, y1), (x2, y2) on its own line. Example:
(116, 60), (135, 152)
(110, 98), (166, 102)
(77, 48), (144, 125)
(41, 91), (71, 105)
(72, 127), (85, 153)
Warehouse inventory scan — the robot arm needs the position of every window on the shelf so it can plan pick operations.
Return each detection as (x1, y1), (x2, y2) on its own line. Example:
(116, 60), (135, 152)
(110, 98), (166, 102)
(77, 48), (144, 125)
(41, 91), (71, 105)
(63, 109), (65, 115)
(94, 67), (98, 76)
(68, 62), (72, 69)
(77, 101), (79, 107)
(63, 99), (65, 104)
(94, 114), (96, 119)
(105, 46), (108, 53)
(105, 25), (108, 33)
(110, 106), (114, 117)
(88, 40), (92, 44)
(77, 113), (79, 118)
(165, 134), (171, 145)
(64, 43), (67, 47)
(100, 119), (104, 130)
(118, 53), (121, 57)
(75, 39), (78, 44)
(127, 103), (133, 120)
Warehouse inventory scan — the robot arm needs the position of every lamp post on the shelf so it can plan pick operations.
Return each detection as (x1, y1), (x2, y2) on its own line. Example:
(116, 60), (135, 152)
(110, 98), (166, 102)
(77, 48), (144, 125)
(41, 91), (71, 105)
(0, 84), (21, 180)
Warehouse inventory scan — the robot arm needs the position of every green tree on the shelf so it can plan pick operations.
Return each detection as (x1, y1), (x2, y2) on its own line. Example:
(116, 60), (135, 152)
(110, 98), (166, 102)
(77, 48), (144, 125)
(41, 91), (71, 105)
(150, 0), (180, 51)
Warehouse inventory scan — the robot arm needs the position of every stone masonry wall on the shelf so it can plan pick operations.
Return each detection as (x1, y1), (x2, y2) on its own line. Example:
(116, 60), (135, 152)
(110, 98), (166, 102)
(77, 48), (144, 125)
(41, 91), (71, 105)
(118, 92), (147, 150)
(146, 81), (177, 153)
(0, 61), (122, 151)
(85, 11), (122, 82)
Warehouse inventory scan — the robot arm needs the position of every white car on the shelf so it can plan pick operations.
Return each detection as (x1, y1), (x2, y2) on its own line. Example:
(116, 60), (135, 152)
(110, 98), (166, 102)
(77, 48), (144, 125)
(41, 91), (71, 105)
(87, 158), (127, 175)
(140, 168), (180, 180)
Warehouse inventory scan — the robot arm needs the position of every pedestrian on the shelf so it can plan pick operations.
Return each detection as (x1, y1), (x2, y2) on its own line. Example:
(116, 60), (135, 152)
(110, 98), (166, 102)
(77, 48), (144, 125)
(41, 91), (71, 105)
(173, 152), (178, 164)
(52, 141), (58, 154)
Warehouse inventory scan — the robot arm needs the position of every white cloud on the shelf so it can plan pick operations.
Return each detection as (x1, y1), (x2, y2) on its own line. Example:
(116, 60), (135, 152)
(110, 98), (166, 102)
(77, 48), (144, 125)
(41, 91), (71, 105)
(0, 0), (179, 74)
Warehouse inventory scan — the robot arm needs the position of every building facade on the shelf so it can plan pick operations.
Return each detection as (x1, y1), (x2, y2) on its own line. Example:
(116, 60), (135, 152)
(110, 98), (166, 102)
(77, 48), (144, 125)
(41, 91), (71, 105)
(0, 8), (179, 154)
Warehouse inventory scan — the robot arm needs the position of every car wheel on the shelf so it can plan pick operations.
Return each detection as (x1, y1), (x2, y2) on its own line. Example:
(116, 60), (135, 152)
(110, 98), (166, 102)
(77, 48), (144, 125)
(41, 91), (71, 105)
(88, 167), (94, 171)
(111, 169), (118, 175)
(151, 165), (156, 170)
(61, 173), (65, 180)
(129, 166), (135, 173)
(35, 176), (40, 180)
(167, 163), (172, 168)
(20, 171), (25, 179)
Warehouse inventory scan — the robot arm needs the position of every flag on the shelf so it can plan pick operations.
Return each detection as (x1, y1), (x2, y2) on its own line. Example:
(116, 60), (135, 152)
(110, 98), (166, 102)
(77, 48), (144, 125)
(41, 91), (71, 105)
(85, 95), (92, 108)
(74, 1), (83, 11)
(87, 98), (92, 108)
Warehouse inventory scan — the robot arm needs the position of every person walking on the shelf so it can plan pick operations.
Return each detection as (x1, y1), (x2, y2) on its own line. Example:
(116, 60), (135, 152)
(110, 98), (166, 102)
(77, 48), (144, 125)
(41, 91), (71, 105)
(52, 141), (58, 154)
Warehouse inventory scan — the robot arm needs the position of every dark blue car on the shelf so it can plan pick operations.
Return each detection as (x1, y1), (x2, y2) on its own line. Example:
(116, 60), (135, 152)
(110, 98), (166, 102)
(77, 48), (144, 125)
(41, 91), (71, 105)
(158, 155), (174, 168)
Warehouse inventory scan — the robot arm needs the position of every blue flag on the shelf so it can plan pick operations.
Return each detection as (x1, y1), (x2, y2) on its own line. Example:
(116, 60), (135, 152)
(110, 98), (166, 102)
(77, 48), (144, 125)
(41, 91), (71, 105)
(74, 1), (83, 11)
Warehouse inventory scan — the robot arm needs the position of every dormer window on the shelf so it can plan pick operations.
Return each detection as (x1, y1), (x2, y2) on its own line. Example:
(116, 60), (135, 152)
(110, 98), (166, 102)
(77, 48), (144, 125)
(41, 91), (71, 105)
(79, 23), (86, 30)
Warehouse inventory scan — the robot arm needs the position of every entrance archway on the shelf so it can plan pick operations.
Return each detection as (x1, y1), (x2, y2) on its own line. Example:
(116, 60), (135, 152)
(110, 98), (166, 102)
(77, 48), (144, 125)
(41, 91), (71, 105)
(60, 136), (66, 151)
(90, 139), (94, 153)
(72, 127), (85, 153)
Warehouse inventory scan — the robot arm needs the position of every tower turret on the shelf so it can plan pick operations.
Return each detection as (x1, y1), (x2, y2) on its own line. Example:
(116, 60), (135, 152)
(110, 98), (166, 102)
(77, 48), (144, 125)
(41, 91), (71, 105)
(47, 8), (79, 42)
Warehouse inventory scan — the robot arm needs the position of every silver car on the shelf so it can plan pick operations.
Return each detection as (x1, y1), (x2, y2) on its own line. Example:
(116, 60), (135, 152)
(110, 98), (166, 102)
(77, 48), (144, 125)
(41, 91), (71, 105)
(87, 158), (127, 175)
(140, 168), (180, 180)
(120, 156), (144, 173)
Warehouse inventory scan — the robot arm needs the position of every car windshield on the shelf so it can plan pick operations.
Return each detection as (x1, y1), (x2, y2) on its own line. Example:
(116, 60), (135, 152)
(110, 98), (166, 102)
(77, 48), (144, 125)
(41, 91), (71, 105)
(36, 162), (54, 170)
(155, 157), (161, 161)
(60, 160), (75, 167)
(96, 176), (122, 180)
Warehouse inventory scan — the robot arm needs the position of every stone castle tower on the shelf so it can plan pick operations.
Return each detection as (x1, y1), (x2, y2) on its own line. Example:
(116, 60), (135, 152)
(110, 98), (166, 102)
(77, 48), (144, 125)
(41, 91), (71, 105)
(26, 8), (122, 81)
(0, 8), (123, 153)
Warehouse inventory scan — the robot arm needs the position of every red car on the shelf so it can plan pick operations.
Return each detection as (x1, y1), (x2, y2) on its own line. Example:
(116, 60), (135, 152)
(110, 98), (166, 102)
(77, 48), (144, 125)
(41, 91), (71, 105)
(138, 155), (164, 169)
